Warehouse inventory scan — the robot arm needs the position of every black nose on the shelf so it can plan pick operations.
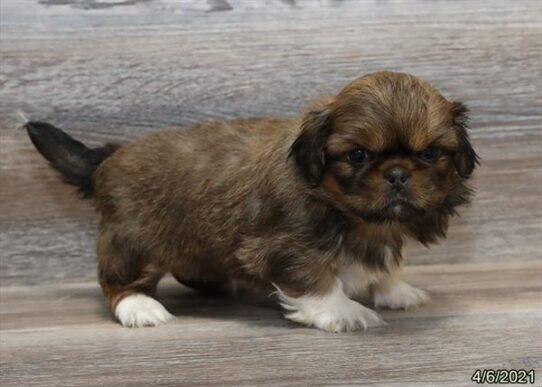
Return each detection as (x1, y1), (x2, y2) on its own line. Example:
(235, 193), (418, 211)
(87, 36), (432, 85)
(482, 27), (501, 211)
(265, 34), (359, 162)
(385, 168), (410, 187)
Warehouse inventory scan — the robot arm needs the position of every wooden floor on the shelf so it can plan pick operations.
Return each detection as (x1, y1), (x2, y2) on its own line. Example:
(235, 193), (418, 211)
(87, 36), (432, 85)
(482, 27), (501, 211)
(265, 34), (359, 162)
(1, 0), (541, 386)
(1, 263), (541, 386)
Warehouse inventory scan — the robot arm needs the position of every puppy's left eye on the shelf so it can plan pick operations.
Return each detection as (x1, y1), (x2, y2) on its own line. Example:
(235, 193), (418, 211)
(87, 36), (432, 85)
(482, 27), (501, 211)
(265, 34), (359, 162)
(347, 148), (370, 165)
(420, 146), (442, 161)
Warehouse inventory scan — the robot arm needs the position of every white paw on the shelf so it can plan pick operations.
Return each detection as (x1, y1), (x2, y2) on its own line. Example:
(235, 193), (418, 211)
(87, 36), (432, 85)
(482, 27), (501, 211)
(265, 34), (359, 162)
(115, 294), (175, 328)
(374, 281), (429, 310)
(275, 280), (385, 333)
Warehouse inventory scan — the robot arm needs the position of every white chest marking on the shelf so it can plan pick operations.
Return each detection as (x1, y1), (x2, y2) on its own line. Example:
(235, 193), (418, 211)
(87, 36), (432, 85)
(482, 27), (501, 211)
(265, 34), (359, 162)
(338, 245), (397, 298)
(338, 263), (385, 299)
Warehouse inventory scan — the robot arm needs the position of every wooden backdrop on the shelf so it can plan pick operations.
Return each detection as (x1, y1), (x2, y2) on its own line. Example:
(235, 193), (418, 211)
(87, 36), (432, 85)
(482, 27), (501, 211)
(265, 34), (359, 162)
(0, 1), (541, 386)
(1, 0), (540, 286)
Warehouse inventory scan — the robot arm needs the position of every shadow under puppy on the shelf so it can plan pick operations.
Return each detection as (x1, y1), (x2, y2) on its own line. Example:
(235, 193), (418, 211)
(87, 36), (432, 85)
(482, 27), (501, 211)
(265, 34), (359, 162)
(26, 71), (478, 332)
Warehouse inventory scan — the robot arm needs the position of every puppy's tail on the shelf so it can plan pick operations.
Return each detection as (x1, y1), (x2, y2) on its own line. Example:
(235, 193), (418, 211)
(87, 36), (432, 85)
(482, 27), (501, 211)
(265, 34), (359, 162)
(24, 121), (119, 197)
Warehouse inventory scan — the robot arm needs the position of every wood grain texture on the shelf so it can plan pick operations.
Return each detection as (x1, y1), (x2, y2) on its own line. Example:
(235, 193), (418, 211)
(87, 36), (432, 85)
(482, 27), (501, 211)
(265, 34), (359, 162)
(0, 1), (541, 386)
(1, 0), (540, 285)
(1, 263), (541, 386)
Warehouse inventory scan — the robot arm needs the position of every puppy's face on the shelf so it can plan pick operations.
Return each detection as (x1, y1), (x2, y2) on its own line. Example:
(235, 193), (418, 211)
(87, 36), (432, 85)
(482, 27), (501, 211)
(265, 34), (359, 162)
(290, 72), (478, 225)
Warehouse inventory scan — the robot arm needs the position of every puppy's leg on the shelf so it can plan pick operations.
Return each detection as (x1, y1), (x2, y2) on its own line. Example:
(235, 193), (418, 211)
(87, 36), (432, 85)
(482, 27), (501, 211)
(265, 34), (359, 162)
(238, 238), (385, 332)
(275, 278), (385, 333)
(98, 232), (175, 328)
(373, 271), (429, 310)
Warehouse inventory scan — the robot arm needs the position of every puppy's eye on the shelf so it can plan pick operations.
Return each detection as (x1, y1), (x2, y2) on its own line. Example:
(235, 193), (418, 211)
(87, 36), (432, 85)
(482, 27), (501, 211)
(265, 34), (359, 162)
(347, 149), (370, 165)
(420, 146), (441, 161)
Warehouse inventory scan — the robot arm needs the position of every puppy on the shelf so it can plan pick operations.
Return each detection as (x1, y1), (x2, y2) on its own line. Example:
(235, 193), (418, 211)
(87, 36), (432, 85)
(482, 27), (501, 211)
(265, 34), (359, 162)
(26, 71), (478, 332)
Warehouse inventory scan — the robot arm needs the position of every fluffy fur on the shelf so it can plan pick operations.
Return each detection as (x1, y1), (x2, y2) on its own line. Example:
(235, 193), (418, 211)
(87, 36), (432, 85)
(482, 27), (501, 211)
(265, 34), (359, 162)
(276, 279), (385, 332)
(26, 71), (478, 332)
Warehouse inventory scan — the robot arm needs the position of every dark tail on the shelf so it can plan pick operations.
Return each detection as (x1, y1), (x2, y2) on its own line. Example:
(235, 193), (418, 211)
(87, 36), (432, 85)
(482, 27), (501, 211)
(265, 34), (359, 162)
(25, 121), (119, 197)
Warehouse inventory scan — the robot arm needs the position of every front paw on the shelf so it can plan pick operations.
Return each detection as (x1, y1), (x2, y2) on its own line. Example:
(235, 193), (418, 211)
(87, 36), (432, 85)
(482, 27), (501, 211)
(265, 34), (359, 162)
(276, 282), (386, 333)
(373, 282), (429, 310)
(115, 294), (176, 328)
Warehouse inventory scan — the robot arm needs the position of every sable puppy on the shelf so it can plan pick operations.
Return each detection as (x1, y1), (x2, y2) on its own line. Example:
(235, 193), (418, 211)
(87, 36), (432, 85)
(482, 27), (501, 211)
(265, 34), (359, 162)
(26, 71), (478, 332)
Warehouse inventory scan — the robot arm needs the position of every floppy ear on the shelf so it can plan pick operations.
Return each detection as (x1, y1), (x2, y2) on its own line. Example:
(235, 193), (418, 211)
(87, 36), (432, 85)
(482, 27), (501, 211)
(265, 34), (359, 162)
(288, 108), (332, 186)
(451, 102), (479, 178)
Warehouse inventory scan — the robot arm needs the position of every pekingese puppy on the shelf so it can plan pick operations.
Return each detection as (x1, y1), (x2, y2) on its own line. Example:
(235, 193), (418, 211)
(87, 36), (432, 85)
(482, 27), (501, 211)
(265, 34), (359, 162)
(26, 71), (478, 332)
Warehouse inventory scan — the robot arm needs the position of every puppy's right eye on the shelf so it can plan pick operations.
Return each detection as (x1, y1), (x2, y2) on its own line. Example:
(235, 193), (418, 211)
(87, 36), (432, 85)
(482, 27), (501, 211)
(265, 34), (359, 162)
(347, 149), (370, 165)
(420, 146), (442, 162)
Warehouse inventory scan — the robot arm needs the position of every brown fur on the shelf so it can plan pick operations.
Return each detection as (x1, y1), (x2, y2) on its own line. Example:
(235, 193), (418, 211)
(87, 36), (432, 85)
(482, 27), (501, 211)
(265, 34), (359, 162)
(28, 71), (478, 320)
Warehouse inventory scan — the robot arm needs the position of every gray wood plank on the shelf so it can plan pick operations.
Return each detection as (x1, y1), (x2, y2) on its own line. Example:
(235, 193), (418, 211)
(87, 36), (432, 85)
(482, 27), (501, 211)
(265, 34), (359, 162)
(1, 0), (540, 138)
(1, 262), (541, 386)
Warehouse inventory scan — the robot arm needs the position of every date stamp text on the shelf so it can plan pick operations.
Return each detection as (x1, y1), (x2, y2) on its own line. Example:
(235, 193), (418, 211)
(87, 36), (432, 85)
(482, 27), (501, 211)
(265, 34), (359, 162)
(471, 369), (535, 384)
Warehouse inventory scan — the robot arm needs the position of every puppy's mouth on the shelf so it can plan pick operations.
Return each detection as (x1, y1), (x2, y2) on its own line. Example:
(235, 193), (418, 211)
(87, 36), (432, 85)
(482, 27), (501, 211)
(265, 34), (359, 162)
(361, 198), (424, 223)
(387, 198), (417, 215)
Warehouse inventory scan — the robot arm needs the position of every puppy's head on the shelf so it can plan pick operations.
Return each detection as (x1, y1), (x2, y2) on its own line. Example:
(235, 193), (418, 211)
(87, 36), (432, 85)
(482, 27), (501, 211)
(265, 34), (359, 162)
(290, 72), (478, 237)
